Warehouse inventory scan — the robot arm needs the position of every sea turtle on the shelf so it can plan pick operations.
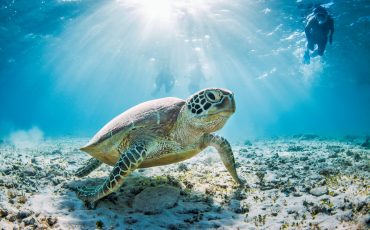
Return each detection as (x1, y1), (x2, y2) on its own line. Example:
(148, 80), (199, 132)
(76, 88), (242, 207)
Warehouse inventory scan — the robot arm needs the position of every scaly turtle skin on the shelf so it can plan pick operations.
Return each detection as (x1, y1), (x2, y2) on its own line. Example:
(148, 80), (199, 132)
(76, 88), (242, 207)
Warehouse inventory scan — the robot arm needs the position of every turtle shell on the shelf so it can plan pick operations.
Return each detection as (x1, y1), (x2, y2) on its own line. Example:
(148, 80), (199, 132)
(81, 97), (185, 165)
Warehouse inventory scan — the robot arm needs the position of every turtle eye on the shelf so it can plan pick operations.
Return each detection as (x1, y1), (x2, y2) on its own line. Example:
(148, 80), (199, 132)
(206, 91), (221, 102)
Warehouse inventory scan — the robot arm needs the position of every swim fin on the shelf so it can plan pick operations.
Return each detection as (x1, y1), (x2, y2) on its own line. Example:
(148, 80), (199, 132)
(303, 51), (310, 65)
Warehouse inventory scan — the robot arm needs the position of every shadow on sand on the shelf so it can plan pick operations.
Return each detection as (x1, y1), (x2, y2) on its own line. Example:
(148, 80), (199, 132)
(57, 173), (246, 229)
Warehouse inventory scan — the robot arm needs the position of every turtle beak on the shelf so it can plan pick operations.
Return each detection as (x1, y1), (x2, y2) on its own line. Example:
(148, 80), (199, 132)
(216, 93), (236, 115)
(230, 93), (236, 113)
(226, 94), (236, 113)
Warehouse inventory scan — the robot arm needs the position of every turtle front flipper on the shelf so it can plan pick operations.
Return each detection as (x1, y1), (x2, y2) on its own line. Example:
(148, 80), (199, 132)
(203, 134), (244, 185)
(75, 158), (103, 177)
(77, 141), (147, 208)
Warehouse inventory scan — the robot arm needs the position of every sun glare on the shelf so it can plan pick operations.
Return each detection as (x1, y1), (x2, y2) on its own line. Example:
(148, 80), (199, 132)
(118, 0), (174, 24)
(137, 0), (172, 18)
(117, 0), (216, 25)
(46, 0), (314, 134)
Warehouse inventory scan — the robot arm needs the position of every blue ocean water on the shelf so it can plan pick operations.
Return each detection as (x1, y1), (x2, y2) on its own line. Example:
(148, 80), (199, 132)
(0, 0), (369, 141)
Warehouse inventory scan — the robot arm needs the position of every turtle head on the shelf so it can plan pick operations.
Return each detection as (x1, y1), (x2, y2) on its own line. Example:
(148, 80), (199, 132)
(184, 88), (236, 133)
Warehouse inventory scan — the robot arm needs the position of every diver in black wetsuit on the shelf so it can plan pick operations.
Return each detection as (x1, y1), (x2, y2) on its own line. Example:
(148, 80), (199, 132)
(303, 6), (334, 64)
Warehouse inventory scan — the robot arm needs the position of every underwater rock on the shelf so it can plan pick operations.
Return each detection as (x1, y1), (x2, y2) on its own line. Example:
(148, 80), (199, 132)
(229, 199), (249, 214)
(95, 220), (104, 229)
(231, 189), (248, 201)
(299, 156), (309, 161)
(51, 149), (62, 155)
(0, 208), (9, 217)
(346, 150), (354, 156)
(6, 214), (17, 222)
(23, 217), (36, 226)
(361, 138), (370, 149)
(287, 145), (305, 152)
(47, 216), (58, 226)
(17, 195), (28, 204)
(124, 216), (138, 225)
(309, 186), (328, 196)
(176, 202), (211, 214)
(244, 140), (252, 146)
(0, 166), (12, 175)
(51, 177), (62, 186)
(0, 177), (11, 187)
(23, 166), (37, 176)
(16, 210), (32, 220)
(281, 185), (297, 195)
(167, 223), (189, 230)
(317, 158), (326, 163)
(319, 167), (338, 176)
(239, 148), (248, 153)
(177, 163), (189, 172)
(336, 210), (353, 222)
(326, 145), (344, 153)
(286, 205), (301, 215)
(133, 185), (180, 214)
(183, 213), (204, 224)
(328, 152), (339, 158)
(245, 152), (257, 158)
(355, 199), (369, 213)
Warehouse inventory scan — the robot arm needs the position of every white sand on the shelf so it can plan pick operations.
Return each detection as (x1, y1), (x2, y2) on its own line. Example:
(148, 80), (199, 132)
(0, 137), (369, 229)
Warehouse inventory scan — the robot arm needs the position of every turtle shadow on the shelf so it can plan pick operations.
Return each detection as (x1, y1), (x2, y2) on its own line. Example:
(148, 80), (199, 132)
(66, 174), (208, 209)
(58, 173), (244, 229)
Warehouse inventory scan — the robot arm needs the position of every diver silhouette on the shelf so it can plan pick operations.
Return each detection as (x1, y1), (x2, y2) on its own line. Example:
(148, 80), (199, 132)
(188, 62), (205, 94)
(303, 6), (334, 64)
(152, 65), (175, 95)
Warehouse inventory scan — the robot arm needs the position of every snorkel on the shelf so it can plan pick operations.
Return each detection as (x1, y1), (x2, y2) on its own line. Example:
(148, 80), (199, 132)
(314, 6), (328, 25)
(316, 12), (328, 24)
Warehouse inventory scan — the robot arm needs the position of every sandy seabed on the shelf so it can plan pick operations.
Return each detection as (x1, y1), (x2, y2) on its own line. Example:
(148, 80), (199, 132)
(0, 136), (369, 230)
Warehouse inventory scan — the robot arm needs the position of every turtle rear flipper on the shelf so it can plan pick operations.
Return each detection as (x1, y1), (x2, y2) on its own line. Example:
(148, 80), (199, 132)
(77, 141), (148, 206)
(76, 186), (99, 209)
(75, 158), (102, 177)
